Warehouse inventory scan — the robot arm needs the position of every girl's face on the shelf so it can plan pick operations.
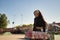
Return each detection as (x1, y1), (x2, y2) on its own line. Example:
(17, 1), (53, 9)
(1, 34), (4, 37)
(34, 11), (39, 17)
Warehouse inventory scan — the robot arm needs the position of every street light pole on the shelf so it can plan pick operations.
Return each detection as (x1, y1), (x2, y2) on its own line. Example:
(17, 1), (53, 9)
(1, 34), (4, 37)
(20, 14), (23, 26)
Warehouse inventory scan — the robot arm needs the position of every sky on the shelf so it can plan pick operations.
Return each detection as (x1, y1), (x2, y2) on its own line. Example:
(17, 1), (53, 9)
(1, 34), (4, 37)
(0, 0), (60, 28)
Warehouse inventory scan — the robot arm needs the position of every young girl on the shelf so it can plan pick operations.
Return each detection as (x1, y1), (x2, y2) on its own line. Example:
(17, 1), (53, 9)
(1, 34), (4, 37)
(33, 10), (46, 32)
(25, 10), (50, 40)
(33, 10), (48, 40)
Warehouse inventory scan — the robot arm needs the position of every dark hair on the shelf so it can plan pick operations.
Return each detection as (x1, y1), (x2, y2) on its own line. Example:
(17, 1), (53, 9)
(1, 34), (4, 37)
(34, 10), (46, 24)
(33, 10), (46, 32)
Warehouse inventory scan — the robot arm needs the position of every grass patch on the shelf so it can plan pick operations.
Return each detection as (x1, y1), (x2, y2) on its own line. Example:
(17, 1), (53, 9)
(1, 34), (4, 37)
(3, 32), (12, 35)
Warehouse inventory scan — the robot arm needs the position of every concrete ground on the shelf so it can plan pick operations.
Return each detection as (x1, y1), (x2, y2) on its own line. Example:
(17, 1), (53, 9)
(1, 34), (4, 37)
(54, 35), (60, 40)
(0, 34), (60, 40)
(0, 34), (25, 40)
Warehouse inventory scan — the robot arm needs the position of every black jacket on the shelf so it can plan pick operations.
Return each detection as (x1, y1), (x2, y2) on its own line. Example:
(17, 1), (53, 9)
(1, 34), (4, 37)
(33, 17), (46, 32)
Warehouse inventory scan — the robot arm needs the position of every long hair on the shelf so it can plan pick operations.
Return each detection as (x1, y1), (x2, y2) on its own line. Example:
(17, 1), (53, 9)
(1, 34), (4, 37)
(34, 10), (46, 32)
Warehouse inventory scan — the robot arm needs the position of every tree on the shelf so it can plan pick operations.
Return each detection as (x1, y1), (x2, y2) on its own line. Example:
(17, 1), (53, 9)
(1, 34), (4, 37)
(0, 13), (8, 28)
